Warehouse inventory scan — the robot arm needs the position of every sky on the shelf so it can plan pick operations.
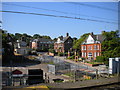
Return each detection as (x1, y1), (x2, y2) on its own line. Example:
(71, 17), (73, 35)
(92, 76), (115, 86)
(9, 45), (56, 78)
(1, 2), (118, 39)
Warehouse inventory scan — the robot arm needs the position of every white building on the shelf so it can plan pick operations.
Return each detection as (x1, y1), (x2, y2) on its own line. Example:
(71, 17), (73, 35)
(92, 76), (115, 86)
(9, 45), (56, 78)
(14, 40), (30, 55)
(109, 57), (120, 74)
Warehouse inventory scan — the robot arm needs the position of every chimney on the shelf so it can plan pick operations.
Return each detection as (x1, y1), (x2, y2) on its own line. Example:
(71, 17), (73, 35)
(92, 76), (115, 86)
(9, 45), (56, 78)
(102, 31), (106, 34)
(66, 33), (69, 37)
(90, 32), (93, 35)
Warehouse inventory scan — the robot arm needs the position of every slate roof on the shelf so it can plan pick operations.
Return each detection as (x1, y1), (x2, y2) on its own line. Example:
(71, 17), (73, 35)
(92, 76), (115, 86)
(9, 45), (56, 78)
(63, 36), (71, 42)
(32, 38), (54, 43)
(82, 33), (106, 44)
(91, 34), (106, 42)
(56, 36), (72, 43)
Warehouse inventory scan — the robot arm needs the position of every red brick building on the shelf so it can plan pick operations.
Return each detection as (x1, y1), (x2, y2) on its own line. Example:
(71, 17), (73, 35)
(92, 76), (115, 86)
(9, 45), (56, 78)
(31, 38), (54, 51)
(81, 32), (105, 60)
(54, 33), (73, 53)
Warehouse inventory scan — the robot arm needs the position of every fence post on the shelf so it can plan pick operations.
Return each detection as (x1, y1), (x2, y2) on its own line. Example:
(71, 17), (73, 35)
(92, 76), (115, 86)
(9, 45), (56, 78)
(96, 69), (98, 79)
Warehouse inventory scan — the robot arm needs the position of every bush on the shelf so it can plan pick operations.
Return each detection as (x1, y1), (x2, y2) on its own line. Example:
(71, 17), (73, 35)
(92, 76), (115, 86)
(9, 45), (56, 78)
(81, 57), (85, 60)
(96, 56), (109, 65)
(58, 52), (64, 56)
(67, 55), (75, 59)
(49, 49), (55, 53)
(64, 52), (68, 56)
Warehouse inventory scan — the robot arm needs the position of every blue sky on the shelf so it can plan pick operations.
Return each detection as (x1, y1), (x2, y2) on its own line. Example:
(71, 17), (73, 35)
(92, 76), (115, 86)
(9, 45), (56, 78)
(2, 2), (118, 39)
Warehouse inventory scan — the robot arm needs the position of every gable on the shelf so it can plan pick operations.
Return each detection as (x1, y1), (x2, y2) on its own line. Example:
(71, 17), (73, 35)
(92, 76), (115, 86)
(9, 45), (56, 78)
(64, 37), (73, 43)
(86, 35), (95, 44)
(12, 69), (22, 74)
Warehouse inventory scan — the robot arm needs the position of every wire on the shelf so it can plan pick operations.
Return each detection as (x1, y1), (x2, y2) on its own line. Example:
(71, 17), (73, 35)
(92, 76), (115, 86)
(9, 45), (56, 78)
(0, 10), (118, 24)
(65, 2), (119, 12)
(2, 3), (117, 22)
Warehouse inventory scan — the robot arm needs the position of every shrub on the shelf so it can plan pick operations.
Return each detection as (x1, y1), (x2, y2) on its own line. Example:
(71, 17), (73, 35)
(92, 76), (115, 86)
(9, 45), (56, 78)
(67, 55), (75, 59)
(49, 49), (55, 53)
(58, 52), (64, 56)
(96, 56), (109, 65)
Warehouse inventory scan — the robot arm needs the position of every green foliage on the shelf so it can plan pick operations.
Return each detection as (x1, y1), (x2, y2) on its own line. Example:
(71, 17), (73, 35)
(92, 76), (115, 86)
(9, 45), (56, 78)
(73, 33), (89, 50)
(102, 30), (120, 57)
(96, 56), (108, 62)
(49, 49), (55, 53)
(53, 38), (57, 42)
(33, 34), (42, 39)
(14, 33), (32, 46)
(64, 72), (74, 77)
(33, 34), (51, 39)
(58, 52), (64, 56)
(67, 55), (75, 59)
(49, 44), (54, 49)
(96, 30), (120, 65)
(42, 35), (51, 39)
(81, 57), (85, 60)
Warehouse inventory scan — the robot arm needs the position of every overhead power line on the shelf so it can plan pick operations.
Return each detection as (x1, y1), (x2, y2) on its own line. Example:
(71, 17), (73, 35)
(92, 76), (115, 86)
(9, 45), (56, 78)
(0, 10), (117, 24)
(2, 3), (117, 22)
(65, 2), (119, 12)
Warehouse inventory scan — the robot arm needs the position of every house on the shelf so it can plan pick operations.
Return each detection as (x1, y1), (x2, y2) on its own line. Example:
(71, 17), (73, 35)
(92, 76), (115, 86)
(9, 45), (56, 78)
(81, 31), (106, 60)
(31, 38), (54, 51)
(54, 33), (73, 53)
(14, 39), (30, 55)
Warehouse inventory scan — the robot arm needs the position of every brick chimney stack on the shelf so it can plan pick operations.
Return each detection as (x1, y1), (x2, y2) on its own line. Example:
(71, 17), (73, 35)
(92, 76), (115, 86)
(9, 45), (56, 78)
(90, 32), (93, 35)
(66, 33), (69, 37)
(102, 31), (106, 34)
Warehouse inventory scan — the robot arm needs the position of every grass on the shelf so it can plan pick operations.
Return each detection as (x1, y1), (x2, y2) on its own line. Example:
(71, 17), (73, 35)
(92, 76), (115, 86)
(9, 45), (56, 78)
(85, 61), (103, 64)
(45, 61), (55, 65)
(64, 72), (74, 77)
(47, 85), (54, 88)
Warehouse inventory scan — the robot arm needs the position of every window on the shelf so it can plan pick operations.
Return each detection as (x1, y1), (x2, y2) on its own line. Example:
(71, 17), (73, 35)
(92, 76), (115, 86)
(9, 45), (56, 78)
(97, 45), (99, 50)
(94, 52), (97, 57)
(88, 46), (92, 50)
(82, 52), (86, 57)
(94, 45), (99, 50)
(97, 52), (99, 56)
(85, 52), (86, 57)
(94, 45), (97, 50)
(88, 52), (92, 57)
(83, 46), (86, 50)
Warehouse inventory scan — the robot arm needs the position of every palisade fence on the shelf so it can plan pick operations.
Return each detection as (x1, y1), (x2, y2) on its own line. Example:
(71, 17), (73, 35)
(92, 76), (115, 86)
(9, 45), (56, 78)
(2, 55), (110, 87)
(2, 68), (46, 87)
(40, 55), (109, 79)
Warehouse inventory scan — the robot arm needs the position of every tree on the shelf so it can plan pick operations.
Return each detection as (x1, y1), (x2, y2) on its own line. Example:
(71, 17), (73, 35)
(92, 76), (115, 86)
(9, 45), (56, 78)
(14, 33), (22, 40)
(73, 33), (89, 51)
(96, 30), (120, 65)
(33, 34), (41, 39)
(53, 38), (57, 42)
(42, 35), (51, 39)
(101, 30), (120, 57)
(72, 37), (77, 41)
